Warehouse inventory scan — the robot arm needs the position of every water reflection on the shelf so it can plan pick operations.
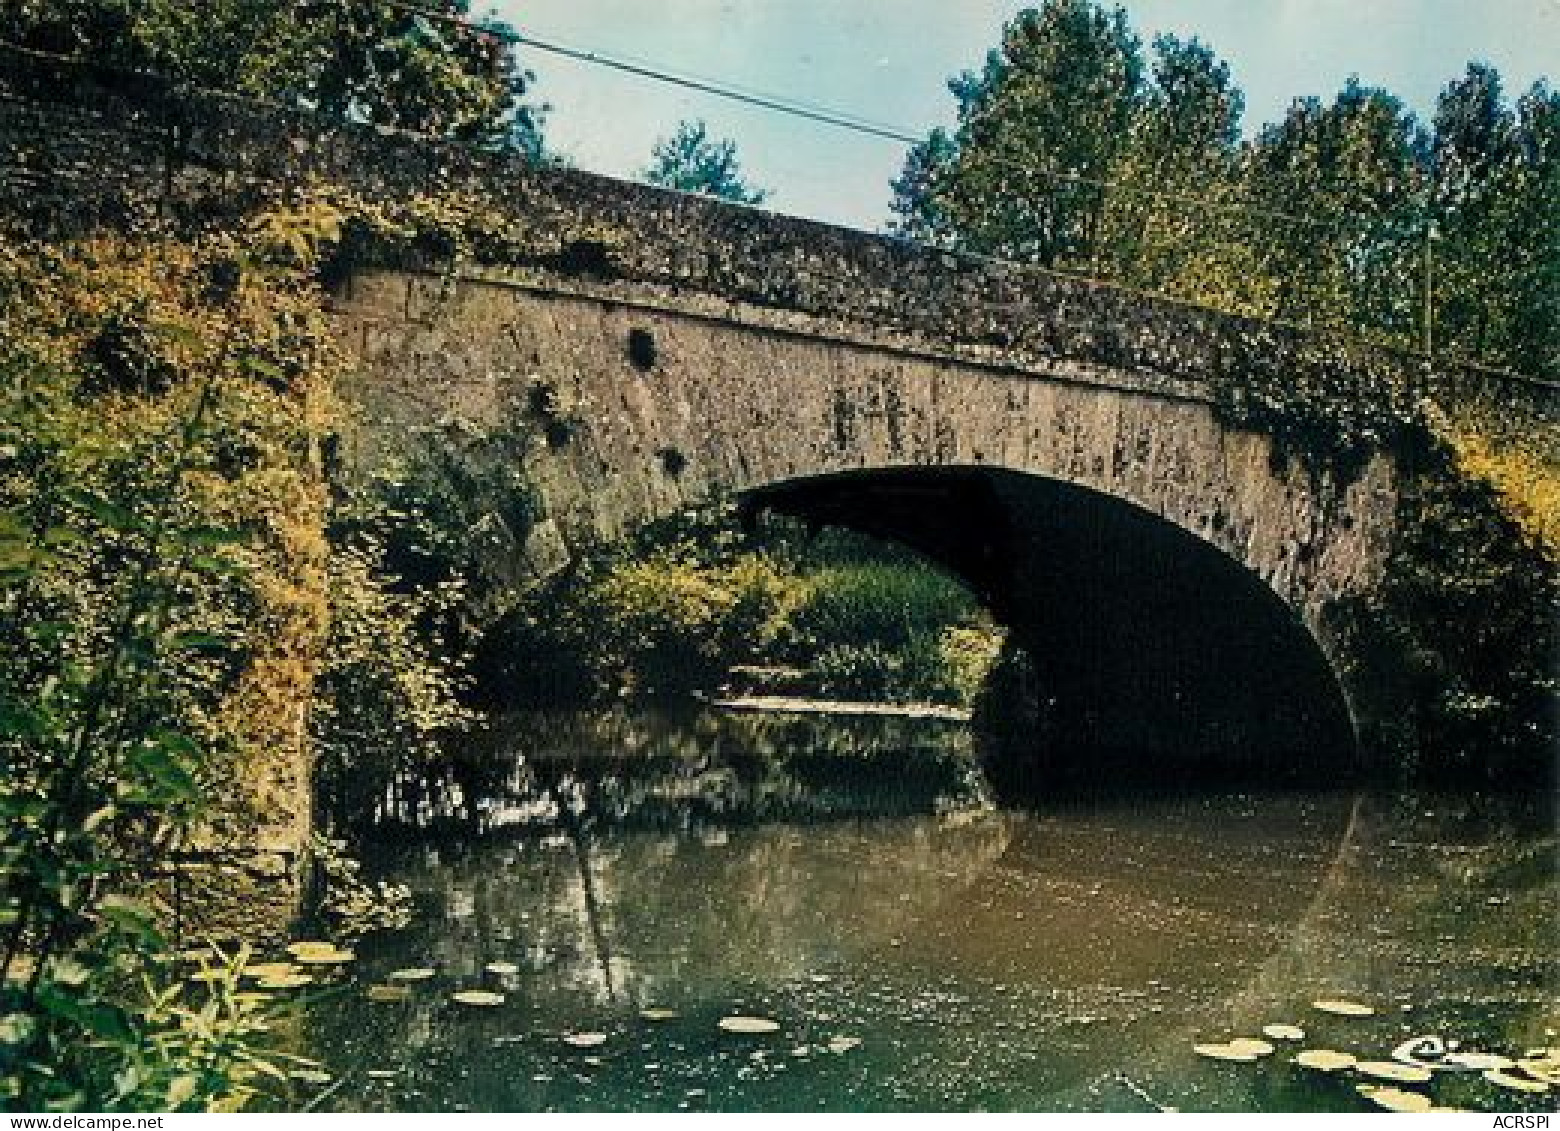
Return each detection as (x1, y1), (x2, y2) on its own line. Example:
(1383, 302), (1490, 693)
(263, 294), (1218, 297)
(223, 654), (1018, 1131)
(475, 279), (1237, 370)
(353, 705), (987, 835)
(298, 709), (1556, 1113)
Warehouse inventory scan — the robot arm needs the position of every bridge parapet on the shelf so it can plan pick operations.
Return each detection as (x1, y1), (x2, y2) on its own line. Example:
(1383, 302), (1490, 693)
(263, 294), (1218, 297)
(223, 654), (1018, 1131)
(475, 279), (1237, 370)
(3, 45), (1550, 450)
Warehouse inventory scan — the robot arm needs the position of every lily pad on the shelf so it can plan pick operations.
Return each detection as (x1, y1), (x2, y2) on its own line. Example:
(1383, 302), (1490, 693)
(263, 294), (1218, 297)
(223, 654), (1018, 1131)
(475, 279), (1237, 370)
(1516, 1055), (1560, 1086)
(451, 990), (505, 1007)
(1262, 1024), (1305, 1042)
(562, 1031), (609, 1048)
(243, 963), (300, 980)
(1312, 998), (1374, 1017)
(1357, 1061), (1433, 1084)
(1295, 1049), (1357, 1072)
(485, 962), (520, 976)
(1442, 1051), (1513, 1072)
(1358, 1085), (1432, 1113)
(256, 973), (314, 990)
(0, 1014), (37, 1045)
(718, 1016), (781, 1035)
(639, 1008), (680, 1022)
(1227, 1038), (1276, 1058)
(388, 967), (437, 983)
(293, 948), (355, 965)
(1193, 1042), (1261, 1063)
(1483, 1068), (1549, 1094)
(3, 955), (37, 983)
(365, 984), (411, 1003)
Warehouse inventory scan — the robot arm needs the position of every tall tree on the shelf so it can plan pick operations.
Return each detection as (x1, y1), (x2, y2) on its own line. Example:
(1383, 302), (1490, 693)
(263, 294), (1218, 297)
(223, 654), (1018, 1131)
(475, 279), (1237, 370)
(1240, 79), (1426, 335)
(1430, 65), (1521, 362)
(1505, 82), (1560, 377)
(1098, 34), (1247, 299)
(1, 0), (546, 150)
(889, 0), (1143, 268)
(1429, 66), (1559, 375)
(643, 119), (768, 204)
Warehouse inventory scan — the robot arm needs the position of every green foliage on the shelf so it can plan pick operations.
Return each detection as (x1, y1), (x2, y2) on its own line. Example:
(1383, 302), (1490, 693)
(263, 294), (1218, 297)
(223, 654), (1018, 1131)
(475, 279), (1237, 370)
(790, 561), (976, 651)
(0, 943), (291, 1112)
(891, 0), (1140, 266)
(531, 550), (806, 699)
(341, 427), (538, 636)
(308, 836), (412, 938)
(1351, 437), (1558, 782)
(644, 120), (769, 205)
(0, 234), (328, 1110)
(0, 200), (477, 1111)
(1242, 80), (1425, 335)
(602, 554), (799, 692)
(1097, 34), (1246, 299)
(938, 625), (1009, 706)
(482, 507), (1003, 709)
(889, 0), (1557, 378)
(310, 419), (554, 826)
(1429, 70), (1559, 377)
(309, 533), (474, 830)
(2, 0), (547, 150)
(793, 566), (998, 704)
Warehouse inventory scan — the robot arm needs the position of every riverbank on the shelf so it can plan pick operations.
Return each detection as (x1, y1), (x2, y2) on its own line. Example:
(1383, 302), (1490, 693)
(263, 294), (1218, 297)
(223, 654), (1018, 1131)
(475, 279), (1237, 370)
(707, 695), (971, 723)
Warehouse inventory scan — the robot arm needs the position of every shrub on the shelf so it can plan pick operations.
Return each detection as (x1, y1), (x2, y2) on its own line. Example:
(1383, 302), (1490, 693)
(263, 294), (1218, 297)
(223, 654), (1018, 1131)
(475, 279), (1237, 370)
(790, 561), (979, 652)
(479, 504), (1001, 709)
(585, 552), (806, 695)
(0, 233), (329, 1110)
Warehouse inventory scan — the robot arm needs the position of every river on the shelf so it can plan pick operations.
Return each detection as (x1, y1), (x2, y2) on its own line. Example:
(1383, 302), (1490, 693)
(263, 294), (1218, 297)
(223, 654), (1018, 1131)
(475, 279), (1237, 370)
(291, 706), (1557, 1113)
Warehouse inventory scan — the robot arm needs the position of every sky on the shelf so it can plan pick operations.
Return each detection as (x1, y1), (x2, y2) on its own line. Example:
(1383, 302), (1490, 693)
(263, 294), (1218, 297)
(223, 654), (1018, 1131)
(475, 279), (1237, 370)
(488, 1), (1558, 229)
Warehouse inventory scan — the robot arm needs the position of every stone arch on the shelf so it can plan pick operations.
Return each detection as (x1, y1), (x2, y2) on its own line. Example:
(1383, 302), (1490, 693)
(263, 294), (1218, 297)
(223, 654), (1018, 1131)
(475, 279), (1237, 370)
(743, 465), (1361, 786)
(333, 271), (1402, 779)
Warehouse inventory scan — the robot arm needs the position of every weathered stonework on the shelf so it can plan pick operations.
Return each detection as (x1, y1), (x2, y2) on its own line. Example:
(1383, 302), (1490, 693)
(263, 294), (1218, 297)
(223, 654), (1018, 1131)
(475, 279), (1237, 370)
(335, 271), (1393, 622)
(0, 47), (1547, 424)
(331, 269), (1396, 771)
(1, 51), (1552, 806)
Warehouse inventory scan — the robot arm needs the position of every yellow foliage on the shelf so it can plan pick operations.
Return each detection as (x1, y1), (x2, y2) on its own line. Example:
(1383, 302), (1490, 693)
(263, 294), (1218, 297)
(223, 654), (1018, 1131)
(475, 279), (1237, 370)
(1445, 421), (1560, 552)
(0, 231), (339, 836)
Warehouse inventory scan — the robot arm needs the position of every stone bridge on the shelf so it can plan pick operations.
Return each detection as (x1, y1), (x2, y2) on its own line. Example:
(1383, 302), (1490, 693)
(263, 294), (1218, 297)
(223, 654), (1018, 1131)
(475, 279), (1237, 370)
(337, 268), (1386, 778)
(4, 51), (1553, 793)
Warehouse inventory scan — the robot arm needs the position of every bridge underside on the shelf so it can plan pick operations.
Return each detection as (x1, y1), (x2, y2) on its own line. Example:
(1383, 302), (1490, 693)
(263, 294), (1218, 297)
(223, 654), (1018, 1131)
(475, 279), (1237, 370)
(745, 467), (1358, 791)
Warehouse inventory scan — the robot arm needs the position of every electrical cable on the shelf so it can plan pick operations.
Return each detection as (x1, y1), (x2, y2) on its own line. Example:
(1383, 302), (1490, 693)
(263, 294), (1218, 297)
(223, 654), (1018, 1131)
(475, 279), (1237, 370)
(373, 2), (1365, 233)
(0, 32), (1550, 387)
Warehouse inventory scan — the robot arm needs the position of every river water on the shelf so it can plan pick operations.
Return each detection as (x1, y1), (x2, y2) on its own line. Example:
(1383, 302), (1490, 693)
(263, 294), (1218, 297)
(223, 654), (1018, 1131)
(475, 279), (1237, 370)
(295, 706), (1557, 1113)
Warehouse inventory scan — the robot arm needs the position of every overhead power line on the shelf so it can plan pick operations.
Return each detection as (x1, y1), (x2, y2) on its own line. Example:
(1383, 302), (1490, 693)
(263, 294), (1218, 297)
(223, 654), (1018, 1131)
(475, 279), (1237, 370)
(508, 30), (921, 146)
(5, 26), (1551, 388)
(500, 24), (1363, 233)
(308, 0), (1373, 233)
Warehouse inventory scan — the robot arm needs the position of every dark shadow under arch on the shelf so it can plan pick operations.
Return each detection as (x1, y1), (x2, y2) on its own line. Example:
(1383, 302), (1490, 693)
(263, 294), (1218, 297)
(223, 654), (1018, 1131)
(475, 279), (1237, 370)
(742, 466), (1359, 791)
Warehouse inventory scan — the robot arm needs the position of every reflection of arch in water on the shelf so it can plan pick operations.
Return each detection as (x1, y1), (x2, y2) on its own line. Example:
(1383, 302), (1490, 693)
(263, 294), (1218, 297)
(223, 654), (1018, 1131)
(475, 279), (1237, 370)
(923, 792), (1359, 1111)
(745, 467), (1359, 786)
(1045, 792), (1406, 1112)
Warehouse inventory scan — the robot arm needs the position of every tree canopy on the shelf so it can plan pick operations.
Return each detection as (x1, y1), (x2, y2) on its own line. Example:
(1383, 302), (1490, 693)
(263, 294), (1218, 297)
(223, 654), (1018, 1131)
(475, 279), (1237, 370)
(2, 0), (546, 151)
(644, 119), (768, 205)
(889, 0), (1557, 377)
